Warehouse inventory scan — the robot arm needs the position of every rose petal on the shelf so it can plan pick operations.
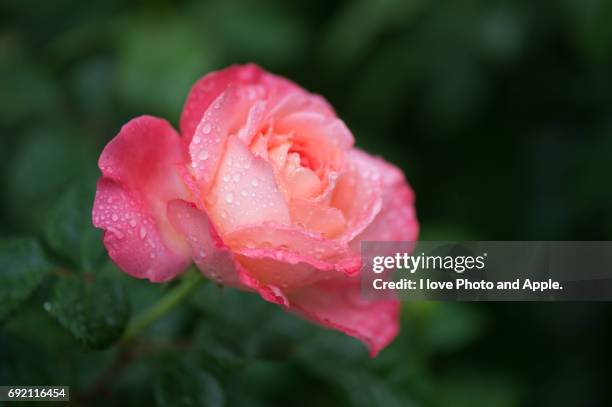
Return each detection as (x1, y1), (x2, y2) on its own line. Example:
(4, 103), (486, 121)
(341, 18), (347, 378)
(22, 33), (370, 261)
(332, 149), (385, 243)
(167, 199), (289, 306)
(290, 199), (346, 238)
(93, 116), (191, 281)
(189, 86), (250, 194)
(266, 92), (336, 122)
(167, 199), (240, 286)
(181, 63), (299, 143)
(223, 223), (356, 265)
(205, 136), (290, 234)
(237, 100), (267, 145)
(93, 180), (189, 282)
(234, 248), (359, 290)
(275, 111), (354, 150)
(351, 159), (419, 247)
(282, 155), (322, 200)
(289, 280), (400, 357)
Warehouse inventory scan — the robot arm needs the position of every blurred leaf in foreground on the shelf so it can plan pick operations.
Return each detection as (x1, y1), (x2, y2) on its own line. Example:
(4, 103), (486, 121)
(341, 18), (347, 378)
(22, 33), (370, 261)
(155, 357), (225, 407)
(45, 183), (104, 272)
(49, 273), (130, 349)
(0, 238), (51, 321)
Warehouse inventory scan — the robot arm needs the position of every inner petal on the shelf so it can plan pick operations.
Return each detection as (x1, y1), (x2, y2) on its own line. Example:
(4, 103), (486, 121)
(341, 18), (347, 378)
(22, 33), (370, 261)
(206, 136), (290, 234)
(282, 153), (321, 200)
(290, 199), (346, 238)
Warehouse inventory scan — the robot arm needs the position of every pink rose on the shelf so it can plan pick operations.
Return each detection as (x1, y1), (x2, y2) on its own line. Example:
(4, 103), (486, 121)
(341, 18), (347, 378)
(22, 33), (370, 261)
(92, 64), (418, 355)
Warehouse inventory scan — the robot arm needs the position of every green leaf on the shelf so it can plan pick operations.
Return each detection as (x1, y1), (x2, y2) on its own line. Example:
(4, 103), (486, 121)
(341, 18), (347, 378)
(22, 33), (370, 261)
(0, 238), (51, 321)
(44, 183), (104, 271)
(49, 274), (130, 349)
(155, 358), (224, 407)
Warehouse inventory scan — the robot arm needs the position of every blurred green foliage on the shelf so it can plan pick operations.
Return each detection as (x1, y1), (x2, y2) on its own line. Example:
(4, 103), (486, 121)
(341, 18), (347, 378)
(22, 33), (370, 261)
(1, 0), (612, 406)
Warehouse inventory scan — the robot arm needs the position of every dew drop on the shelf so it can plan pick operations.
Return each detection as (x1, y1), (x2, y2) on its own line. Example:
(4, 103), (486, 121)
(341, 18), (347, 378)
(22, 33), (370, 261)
(139, 226), (147, 239)
(110, 228), (124, 239)
(193, 136), (201, 144)
(43, 302), (52, 312)
(129, 219), (137, 227)
(251, 179), (259, 187)
(232, 173), (241, 182)
(112, 214), (118, 221)
(198, 150), (209, 161)
(202, 122), (212, 134)
(225, 193), (234, 203)
(222, 174), (230, 183)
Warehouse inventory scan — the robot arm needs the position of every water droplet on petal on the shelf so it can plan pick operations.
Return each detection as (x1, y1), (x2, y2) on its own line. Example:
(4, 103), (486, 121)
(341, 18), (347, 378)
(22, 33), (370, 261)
(198, 150), (209, 161)
(139, 226), (147, 239)
(225, 193), (234, 203)
(202, 122), (212, 134)
(110, 227), (124, 239)
(193, 136), (201, 144)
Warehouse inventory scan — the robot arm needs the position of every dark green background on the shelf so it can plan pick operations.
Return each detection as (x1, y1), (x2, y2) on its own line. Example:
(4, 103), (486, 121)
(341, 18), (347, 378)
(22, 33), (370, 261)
(1, 0), (611, 406)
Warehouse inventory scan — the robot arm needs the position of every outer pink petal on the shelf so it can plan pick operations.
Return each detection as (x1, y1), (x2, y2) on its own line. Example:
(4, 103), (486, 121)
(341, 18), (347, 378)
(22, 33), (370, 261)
(93, 116), (191, 281)
(332, 149), (385, 243)
(351, 158), (419, 247)
(180, 63), (301, 143)
(289, 280), (400, 357)
(205, 136), (290, 234)
(234, 248), (360, 289)
(167, 199), (289, 307)
(93, 179), (189, 281)
(167, 199), (241, 286)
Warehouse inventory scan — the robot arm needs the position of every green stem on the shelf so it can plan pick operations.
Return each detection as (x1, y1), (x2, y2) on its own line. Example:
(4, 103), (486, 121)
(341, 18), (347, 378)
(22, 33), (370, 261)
(121, 268), (204, 344)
